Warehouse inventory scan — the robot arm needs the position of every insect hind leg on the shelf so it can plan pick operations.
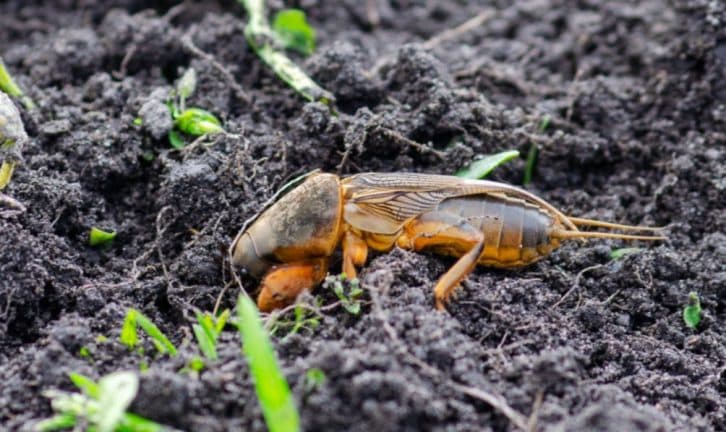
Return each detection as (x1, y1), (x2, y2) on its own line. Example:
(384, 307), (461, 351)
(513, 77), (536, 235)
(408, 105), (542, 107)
(399, 212), (485, 311)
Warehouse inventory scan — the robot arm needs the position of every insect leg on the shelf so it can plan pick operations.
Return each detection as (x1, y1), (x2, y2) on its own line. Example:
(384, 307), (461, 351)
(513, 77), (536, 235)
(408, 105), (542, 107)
(399, 212), (485, 310)
(342, 229), (368, 279)
(256, 257), (330, 312)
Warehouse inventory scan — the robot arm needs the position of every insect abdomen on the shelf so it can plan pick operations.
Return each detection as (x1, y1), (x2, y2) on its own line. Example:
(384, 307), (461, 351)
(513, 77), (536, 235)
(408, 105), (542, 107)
(436, 196), (559, 267)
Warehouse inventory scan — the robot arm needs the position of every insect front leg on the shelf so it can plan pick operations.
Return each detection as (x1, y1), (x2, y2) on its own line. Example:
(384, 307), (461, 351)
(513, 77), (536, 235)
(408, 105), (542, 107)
(398, 212), (484, 311)
(256, 257), (330, 312)
(342, 229), (368, 279)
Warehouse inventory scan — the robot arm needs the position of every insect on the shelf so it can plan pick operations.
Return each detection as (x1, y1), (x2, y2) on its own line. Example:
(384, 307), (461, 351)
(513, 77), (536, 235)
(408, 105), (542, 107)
(230, 172), (665, 312)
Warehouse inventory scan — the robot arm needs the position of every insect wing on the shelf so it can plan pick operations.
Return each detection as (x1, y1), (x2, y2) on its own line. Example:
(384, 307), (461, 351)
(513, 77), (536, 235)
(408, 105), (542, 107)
(342, 173), (463, 234)
(341, 173), (578, 234)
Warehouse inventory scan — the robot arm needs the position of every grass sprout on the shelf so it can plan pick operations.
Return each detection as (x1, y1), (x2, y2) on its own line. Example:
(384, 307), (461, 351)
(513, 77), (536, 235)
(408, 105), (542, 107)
(237, 294), (300, 432)
(522, 115), (550, 185)
(0, 57), (35, 110)
(456, 150), (520, 179)
(192, 309), (230, 360)
(238, 0), (333, 104)
(269, 302), (322, 336)
(303, 368), (326, 393)
(37, 371), (165, 432)
(120, 309), (177, 356)
(323, 274), (364, 315)
(89, 227), (117, 247)
(683, 291), (702, 329)
(156, 67), (224, 149)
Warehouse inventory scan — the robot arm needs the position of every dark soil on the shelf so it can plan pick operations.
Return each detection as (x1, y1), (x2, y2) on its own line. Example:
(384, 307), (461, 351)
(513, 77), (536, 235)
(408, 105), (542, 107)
(1, 0), (724, 431)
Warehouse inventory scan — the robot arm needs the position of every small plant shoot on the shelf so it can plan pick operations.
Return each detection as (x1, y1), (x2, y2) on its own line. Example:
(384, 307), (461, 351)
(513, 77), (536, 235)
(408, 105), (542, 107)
(237, 294), (300, 432)
(0, 57), (35, 110)
(37, 371), (164, 432)
(683, 291), (702, 329)
(239, 0), (333, 104)
(610, 247), (642, 260)
(192, 309), (230, 360)
(120, 309), (177, 356)
(304, 368), (326, 392)
(456, 150), (520, 179)
(153, 67), (224, 149)
(523, 115), (549, 185)
(273, 9), (316, 56)
(323, 274), (364, 315)
(89, 227), (117, 247)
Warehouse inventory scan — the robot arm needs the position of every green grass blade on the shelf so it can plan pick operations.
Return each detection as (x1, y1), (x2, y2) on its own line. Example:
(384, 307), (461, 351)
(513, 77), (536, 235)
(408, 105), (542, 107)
(117, 413), (165, 432)
(0, 160), (16, 190)
(610, 247), (642, 260)
(214, 309), (231, 335)
(0, 57), (35, 110)
(68, 372), (100, 399)
(237, 294), (300, 432)
(522, 144), (538, 185)
(135, 313), (177, 356)
(193, 323), (218, 360)
(35, 413), (77, 431)
(121, 309), (177, 356)
(120, 309), (139, 349)
(456, 150), (520, 179)
(96, 371), (139, 432)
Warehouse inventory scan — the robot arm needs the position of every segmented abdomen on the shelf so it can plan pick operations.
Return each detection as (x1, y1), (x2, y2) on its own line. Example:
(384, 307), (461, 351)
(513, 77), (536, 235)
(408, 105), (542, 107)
(436, 195), (559, 267)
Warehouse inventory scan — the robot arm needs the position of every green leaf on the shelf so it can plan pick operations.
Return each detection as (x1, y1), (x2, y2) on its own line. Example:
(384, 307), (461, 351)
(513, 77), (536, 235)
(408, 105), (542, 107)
(175, 108), (223, 136)
(683, 291), (702, 329)
(89, 227), (116, 247)
(120, 309), (177, 356)
(188, 356), (206, 373)
(214, 309), (231, 335)
(96, 371), (139, 432)
(0, 57), (35, 110)
(168, 129), (185, 149)
(120, 309), (139, 349)
(273, 9), (316, 56)
(35, 413), (77, 431)
(304, 368), (326, 392)
(456, 150), (520, 179)
(0, 160), (16, 190)
(237, 294), (300, 432)
(610, 247), (642, 260)
(69, 373), (100, 399)
(133, 117), (143, 126)
(135, 313), (177, 356)
(539, 115), (551, 131)
(193, 323), (218, 360)
(78, 346), (91, 359)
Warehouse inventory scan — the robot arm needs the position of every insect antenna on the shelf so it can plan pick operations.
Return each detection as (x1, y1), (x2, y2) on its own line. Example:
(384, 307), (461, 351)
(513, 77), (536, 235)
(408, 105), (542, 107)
(550, 229), (667, 242)
(567, 217), (666, 232)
